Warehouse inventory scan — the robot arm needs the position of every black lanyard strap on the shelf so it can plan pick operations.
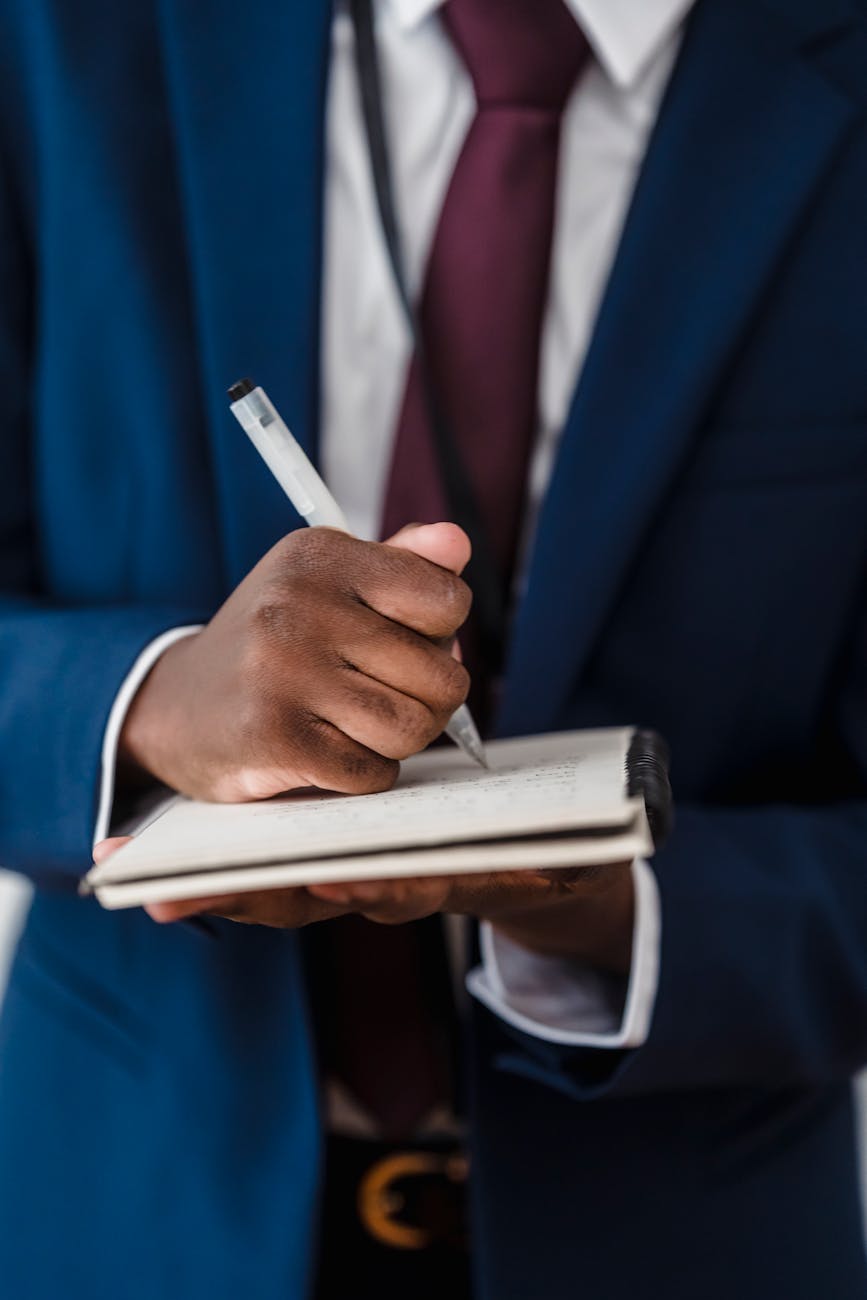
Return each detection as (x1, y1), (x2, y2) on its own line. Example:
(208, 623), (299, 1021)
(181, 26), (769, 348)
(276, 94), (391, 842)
(348, 0), (508, 671)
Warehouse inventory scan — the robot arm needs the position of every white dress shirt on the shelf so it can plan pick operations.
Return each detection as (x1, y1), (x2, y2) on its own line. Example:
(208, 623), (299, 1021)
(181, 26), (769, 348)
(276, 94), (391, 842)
(98, 0), (695, 1050)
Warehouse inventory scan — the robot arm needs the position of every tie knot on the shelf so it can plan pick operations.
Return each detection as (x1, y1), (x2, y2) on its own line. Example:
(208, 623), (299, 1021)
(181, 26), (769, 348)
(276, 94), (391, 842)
(442, 0), (589, 114)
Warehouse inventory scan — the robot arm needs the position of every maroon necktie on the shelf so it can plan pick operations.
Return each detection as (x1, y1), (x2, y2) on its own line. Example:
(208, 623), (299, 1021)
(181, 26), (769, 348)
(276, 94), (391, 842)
(382, 0), (590, 588)
(329, 0), (589, 1139)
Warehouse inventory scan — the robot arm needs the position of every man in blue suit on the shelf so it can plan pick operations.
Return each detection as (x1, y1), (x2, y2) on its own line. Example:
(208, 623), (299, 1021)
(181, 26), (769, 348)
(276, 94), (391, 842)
(1, 0), (867, 1296)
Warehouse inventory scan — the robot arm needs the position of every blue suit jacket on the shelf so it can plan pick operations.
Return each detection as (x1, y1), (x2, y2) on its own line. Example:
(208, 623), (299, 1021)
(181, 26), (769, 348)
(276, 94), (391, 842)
(0, 0), (866, 1295)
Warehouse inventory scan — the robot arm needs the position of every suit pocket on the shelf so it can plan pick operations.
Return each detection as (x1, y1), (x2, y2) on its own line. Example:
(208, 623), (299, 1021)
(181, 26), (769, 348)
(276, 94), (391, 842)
(686, 421), (867, 488)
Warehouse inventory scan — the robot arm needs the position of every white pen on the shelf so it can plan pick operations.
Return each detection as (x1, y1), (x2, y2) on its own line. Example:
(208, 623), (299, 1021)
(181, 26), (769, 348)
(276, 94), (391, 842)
(228, 379), (488, 769)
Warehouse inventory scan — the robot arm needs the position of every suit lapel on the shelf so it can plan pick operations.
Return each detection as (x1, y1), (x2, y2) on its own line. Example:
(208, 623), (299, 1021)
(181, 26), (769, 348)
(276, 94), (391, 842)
(497, 0), (860, 736)
(157, 0), (333, 585)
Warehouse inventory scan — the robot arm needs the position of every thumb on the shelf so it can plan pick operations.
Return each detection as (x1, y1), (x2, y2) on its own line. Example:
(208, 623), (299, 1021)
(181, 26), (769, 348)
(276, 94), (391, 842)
(384, 521), (471, 577)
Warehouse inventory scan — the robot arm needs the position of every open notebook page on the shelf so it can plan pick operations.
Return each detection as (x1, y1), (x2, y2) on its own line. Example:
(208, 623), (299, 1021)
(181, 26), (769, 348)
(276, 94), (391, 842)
(88, 729), (637, 880)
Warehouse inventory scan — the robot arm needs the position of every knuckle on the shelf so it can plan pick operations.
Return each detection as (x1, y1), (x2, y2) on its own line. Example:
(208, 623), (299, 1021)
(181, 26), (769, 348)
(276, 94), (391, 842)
(246, 588), (341, 676)
(380, 551), (471, 628)
(334, 738), (399, 792)
(390, 694), (439, 756)
(240, 605), (292, 683)
(414, 651), (470, 722)
(350, 684), (436, 759)
(363, 753), (401, 792)
(250, 597), (288, 644)
(276, 526), (344, 580)
(434, 656), (471, 713)
(295, 711), (400, 793)
(291, 708), (334, 759)
(274, 528), (312, 570)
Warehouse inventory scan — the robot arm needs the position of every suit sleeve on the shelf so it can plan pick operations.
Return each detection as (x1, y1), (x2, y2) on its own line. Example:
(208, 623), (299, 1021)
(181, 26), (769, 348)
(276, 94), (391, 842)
(0, 148), (209, 886)
(484, 599), (867, 1097)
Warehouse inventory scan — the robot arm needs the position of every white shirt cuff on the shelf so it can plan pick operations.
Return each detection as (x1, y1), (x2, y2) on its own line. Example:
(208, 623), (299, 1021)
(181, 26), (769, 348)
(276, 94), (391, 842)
(94, 626), (203, 846)
(466, 857), (661, 1048)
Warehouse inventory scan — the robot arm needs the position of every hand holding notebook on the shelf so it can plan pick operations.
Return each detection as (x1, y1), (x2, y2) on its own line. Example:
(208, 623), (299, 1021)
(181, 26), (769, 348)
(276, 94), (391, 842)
(85, 727), (670, 910)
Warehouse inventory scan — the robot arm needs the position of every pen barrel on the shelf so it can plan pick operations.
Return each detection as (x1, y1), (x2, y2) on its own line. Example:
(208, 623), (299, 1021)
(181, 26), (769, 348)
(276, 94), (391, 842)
(230, 389), (349, 531)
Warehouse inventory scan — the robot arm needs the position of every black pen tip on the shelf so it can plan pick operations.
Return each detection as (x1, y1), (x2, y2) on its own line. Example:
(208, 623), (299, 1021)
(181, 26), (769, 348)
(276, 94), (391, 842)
(228, 377), (255, 402)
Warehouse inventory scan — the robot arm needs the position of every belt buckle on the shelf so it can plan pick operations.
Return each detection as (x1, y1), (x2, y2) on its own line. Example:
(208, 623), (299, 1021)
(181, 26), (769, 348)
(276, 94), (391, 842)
(357, 1149), (469, 1250)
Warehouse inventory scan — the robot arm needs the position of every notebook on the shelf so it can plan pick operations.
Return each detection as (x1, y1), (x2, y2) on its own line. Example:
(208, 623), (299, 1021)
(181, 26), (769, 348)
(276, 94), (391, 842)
(83, 728), (663, 910)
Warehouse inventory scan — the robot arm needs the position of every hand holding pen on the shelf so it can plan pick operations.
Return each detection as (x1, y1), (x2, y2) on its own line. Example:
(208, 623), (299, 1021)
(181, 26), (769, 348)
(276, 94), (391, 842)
(228, 379), (486, 768)
(116, 385), (483, 815)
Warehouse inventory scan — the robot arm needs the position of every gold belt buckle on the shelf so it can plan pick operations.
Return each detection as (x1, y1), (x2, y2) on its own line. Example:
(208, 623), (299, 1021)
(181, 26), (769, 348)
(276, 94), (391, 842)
(357, 1150), (469, 1250)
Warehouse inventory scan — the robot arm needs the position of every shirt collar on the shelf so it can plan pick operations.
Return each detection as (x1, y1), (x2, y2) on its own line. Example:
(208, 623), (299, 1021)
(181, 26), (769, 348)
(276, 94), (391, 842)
(385, 0), (697, 89)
